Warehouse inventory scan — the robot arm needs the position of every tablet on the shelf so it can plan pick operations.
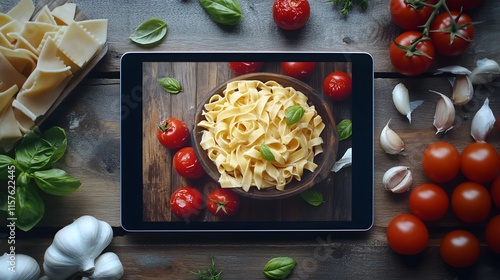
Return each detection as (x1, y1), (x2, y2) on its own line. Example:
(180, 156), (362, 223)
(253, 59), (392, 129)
(120, 52), (374, 232)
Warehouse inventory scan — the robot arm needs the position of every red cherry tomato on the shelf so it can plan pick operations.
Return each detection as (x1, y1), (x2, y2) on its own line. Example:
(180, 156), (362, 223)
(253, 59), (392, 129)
(451, 181), (491, 223)
(390, 0), (436, 31)
(460, 142), (500, 183)
(430, 11), (475, 57)
(322, 71), (352, 101)
(445, 0), (482, 11)
(173, 147), (205, 179)
(170, 186), (204, 220)
(386, 214), (429, 255)
(207, 188), (240, 217)
(272, 0), (310, 31)
(422, 142), (461, 183)
(409, 183), (449, 222)
(491, 175), (500, 209)
(229, 62), (264, 75)
(390, 31), (435, 76)
(485, 215), (500, 253)
(156, 117), (189, 149)
(440, 230), (480, 268)
(281, 62), (316, 80)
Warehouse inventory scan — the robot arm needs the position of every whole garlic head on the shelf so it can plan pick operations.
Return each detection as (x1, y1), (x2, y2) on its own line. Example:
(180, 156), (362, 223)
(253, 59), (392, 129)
(43, 215), (114, 280)
(0, 253), (40, 280)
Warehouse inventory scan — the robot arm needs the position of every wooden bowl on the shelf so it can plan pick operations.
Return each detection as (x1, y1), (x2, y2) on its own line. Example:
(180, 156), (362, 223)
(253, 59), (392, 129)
(192, 73), (338, 200)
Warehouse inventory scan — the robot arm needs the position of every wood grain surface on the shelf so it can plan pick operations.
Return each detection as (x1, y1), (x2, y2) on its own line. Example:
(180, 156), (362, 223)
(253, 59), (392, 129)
(1, 0), (500, 279)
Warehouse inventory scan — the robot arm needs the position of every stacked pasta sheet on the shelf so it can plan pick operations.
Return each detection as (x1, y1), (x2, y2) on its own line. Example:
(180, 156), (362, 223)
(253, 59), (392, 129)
(0, 0), (108, 151)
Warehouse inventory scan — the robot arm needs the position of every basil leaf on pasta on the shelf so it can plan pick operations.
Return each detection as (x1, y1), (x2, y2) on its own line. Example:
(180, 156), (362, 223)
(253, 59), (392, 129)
(285, 105), (305, 125)
(260, 144), (275, 162)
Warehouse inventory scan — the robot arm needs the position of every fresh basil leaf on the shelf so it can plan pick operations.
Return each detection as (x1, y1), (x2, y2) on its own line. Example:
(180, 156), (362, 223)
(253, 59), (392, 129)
(15, 183), (45, 231)
(285, 105), (305, 126)
(300, 189), (325, 206)
(17, 171), (31, 186)
(129, 18), (168, 46)
(337, 119), (352, 141)
(263, 257), (297, 280)
(0, 154), (16, 180)
(158, 77), (183, 94)
(33, 169), (81, 196)
(43, 126), (67, 165)
(260, 144), (275, 162)
(199, 0), (243, 26)
(15, 131), (54, 172)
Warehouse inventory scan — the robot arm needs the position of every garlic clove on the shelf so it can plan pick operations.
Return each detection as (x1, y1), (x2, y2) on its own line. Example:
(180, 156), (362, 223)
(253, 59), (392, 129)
(81, 252), (124, 280)
(0, 253), (40, 280)
(391, 83), (423, 123)
(383, 166), (413, 193)
(471, 98), (496, 142)
(380, 119), (404, 155)
(431, 90), (455, 134)
(435, 65), (472, 76)
(451, 74), (474, 105)
(470, 58), (500, 85)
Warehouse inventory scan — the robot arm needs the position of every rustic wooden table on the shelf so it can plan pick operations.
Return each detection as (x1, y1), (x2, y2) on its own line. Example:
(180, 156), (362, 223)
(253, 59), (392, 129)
(2, 0), (500, 279)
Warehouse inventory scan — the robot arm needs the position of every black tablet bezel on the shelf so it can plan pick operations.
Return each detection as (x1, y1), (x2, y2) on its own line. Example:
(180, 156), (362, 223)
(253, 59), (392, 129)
(120, 52), (374, 232)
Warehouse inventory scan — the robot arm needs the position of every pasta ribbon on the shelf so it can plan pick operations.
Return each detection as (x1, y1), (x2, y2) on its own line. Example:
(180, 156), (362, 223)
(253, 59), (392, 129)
(198, 80), (324, 192)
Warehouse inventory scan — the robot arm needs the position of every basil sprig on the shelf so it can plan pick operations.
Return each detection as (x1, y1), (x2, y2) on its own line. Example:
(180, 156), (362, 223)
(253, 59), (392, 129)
(158, 77), (183, 94)
(199, 0), (243, 26)
(263, 257), (297, 279)
(285, 105), (305, 126)
(260, 144), (275, 162)
(129, 18), (168, 46)
(0, 127), (80, 231)
(301, 189), (325, 206)
(337, 119), (352, 141)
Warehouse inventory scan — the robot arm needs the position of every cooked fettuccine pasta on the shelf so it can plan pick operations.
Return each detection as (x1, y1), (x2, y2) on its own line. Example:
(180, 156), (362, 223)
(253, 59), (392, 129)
(197, 80), (325, 192)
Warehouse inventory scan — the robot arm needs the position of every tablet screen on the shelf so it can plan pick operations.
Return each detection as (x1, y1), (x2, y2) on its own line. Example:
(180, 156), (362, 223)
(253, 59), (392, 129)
(120, 52), (373, 232)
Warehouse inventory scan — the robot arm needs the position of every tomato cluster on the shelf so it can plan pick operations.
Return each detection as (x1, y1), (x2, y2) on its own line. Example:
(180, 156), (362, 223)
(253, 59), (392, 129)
(389, 0), (480, 76)
(387, 141), (500, 268)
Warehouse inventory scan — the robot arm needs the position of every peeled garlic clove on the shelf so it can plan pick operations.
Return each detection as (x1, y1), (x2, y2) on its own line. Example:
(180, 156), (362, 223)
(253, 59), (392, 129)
(471, 98), (495, 142)
(451, 74), (474, 105)
(383, 166), (412, 193)
(380, 119), (404, 155)
(470, 58), (500, 85)
(0, 253), (40, 280)
(432, 90), (455, 134)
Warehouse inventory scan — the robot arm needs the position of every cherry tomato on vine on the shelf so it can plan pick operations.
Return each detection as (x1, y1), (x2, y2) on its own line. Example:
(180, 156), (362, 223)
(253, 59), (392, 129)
(390, 0), (436, 31)
(157, 117), (189, 149)
(491, 175), (500, 209)
(207, 188), (240, 217)
(173, 147), (205, 179)
(409, 183), (449, 222)
(229, 62), (264, 75)
(386, 214), (429, 255)
(440, 230), (480, 268)
(390, 31), (435, 76)
(281, 62), (316, 80)
(273, 0), (310, 31)
(170, 186), (204, 220)
(422, 142), (460, 183)
(485, 215), (500, 254)
(445, 0), (482, 11)
(451, 181), (491, 223)
(322, 71), (352, 101)
(430, 11), (475, 57)
(460, 142), (500, 183)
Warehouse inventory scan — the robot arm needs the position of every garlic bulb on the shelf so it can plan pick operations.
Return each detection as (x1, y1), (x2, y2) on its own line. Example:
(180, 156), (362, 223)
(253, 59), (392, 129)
(0, 253), (40, 280)
(82, 252), (124, 280)
(392, 83), (423, 123)
(471, 98), (495, 142)
(43, 215), (114, 280)
(380, 119), (404, 155)
(382, 166), (412, 193)
(451, 74), (473, 105)
(470, 58), (500, 85)
(432, 91), (455, 134)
